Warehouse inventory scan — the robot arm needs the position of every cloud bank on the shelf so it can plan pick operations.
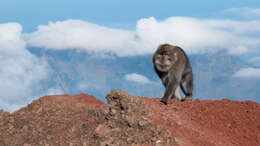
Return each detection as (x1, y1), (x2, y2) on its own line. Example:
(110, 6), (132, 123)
(0, 23), (50, 112)
(249, 56), (260, 66)
(233, 68), (260, 78)
(24, 17), (260, 56)
(125, 73), (152, 84)
(225, 8), (260, 19)
(24, 20), (141, 56)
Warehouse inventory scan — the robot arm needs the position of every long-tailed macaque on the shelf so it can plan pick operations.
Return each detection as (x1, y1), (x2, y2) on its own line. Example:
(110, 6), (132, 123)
(152, 44), (193, 104)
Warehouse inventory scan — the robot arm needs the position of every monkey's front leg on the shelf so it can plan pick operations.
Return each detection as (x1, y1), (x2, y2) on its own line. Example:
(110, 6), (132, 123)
(161, 76), (179, 104)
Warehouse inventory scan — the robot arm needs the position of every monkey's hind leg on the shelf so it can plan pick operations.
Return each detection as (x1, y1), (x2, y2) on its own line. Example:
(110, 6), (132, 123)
(172, 85), (182, 102)
(183, 74), (193, 101)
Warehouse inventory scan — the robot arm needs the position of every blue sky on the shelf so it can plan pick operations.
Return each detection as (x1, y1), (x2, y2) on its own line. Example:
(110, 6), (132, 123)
(1, 0), (260, 112)
(1, 0), (260, 32)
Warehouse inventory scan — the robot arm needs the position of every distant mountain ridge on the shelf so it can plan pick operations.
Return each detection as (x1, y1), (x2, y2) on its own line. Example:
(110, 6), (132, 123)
(29, 48), (260, 103)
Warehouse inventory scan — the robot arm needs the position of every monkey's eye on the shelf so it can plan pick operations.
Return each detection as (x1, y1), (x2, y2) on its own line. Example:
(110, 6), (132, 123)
(161, 53), (167, 57)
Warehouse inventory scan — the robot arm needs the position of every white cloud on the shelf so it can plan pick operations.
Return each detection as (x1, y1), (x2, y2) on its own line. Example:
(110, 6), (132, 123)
(0, 99), (28, 113)
(23, 20), (142, 56)
(136, 17), (260, 55)
(249, 56), (260, 64)
(225, 8), (260, 19)
(233, 67), (260, 78)
(227, 46), (248, 55)
(125, 73), (151, 84)
(249, 56), (260, 66)
(46, 87), (64, 95)
(24, 17), (260, 56)
(0, 23), (50, 112)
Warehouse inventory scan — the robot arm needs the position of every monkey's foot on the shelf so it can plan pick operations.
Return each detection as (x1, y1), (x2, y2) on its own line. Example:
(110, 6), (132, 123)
(160, 99), (168, 105)
(176, 98), (183, 102)
(184, 96), (193, 101)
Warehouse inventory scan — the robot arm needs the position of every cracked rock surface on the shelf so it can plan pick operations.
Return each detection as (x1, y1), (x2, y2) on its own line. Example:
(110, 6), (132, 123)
(90, 89), (177, 146)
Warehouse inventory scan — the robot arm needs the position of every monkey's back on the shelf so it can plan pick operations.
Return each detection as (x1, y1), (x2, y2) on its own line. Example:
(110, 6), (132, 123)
(172, 46), (192, 74)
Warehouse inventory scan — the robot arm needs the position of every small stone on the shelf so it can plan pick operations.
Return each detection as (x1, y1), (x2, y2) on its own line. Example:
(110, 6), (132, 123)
(109, 101), (117, 106)
(177, 121), (182, 126)
(95, 124), (110, 136)
(110, 109), (117, 115)
(151, 137), (157, 142)
(103, 108), (109, 115)
(138, 120), (147, 127)
(47, 135), (51, 140)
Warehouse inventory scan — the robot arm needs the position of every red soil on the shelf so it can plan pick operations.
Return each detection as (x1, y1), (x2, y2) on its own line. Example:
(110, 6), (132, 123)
(0, 91), (259, 146)
(49, 94), (105, 110)
(0, 94), (106, 146)
(144, 97), (260, 146)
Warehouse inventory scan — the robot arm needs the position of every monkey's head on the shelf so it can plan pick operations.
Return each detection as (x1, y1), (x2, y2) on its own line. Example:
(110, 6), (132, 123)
(153, 44), (177, 72)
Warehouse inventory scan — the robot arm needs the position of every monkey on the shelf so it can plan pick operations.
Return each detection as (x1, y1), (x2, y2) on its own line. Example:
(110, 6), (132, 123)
(152, 44), (193, 104)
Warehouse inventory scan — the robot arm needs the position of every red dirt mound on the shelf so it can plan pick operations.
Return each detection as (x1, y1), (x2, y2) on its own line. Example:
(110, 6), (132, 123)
(0, 90), (259, 146)
(145, 97), (260, 146)
(0, 94), (106, 145)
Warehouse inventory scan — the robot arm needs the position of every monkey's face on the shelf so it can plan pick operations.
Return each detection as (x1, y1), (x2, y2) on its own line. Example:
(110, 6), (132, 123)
(154, 48), (176, 72)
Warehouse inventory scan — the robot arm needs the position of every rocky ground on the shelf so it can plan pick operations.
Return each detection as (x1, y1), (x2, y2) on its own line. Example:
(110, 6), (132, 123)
(0, 90), (259, 146)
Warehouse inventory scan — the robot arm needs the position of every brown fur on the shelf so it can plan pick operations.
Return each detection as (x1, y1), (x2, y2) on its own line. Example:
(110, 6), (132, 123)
(152, 44), (193, 104)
